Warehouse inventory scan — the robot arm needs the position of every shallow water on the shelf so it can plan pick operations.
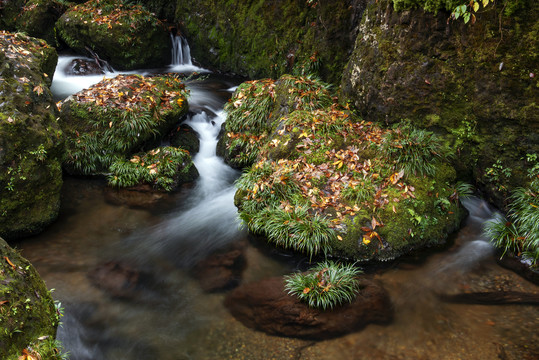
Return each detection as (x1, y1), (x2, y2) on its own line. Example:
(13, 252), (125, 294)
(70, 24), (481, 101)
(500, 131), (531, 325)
(17, 53), (539, 359)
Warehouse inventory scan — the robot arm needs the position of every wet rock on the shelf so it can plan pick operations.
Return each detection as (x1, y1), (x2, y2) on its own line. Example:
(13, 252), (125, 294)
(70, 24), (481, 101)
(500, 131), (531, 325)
(170, 123), (200, 155)
(15, 0), (68, 45)
(496, 254), (539, 285)
(193, 246), (246, 292)
(224, 276), (393, 340)
(65, 58), (105, 76)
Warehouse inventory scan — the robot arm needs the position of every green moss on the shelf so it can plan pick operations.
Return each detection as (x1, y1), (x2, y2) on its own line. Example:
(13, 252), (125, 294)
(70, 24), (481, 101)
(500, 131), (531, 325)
(56, 0), (169, 69)
(175, 0), (358, 84)
(0, 237), (60, 359)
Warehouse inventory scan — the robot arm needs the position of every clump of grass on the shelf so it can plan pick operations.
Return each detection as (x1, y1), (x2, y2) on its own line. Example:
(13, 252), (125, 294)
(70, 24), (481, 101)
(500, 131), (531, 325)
(108, 146), (195, 191)
(284, 260), (362, 310)
(380, 123), (445, 177)
(484, 161), (539, 266)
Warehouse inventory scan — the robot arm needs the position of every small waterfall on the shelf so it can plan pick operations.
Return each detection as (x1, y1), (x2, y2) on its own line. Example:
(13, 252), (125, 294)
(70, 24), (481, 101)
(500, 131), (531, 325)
(171, 34), (192, 66)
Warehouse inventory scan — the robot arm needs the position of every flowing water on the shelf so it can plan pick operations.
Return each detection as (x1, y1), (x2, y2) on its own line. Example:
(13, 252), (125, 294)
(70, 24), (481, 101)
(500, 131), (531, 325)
(17, 39), (539, 360)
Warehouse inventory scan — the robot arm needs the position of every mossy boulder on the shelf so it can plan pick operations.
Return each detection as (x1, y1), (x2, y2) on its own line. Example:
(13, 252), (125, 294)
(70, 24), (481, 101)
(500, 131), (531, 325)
(15, 0), (68, 45)
(0, 237), (61, 360)
(0, 0), (26, 30)
(217, 75), (333, 168)
(174, 0), (364, 83)
(0, 31), (63, 240)
(340, 0), (538, 208)
(56, 0), (169, 70)
(59, 74), (189, 175)
(229, 77), (465, 262)
(107, 146), (198, 191)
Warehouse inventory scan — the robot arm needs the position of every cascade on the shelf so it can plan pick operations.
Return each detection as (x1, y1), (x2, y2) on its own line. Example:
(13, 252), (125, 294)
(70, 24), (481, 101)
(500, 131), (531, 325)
(170, 34), (192, 66)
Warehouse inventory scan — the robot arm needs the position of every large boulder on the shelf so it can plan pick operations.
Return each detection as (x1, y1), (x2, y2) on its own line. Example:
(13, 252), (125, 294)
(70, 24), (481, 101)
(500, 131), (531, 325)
(174, 0), (365, 83)
(224, 276), (392, 339)
(56, 0), (170, 70)
(15, 0), (68, 45)
(0, 31), (63, 240)
(0, 0), (26, 30)
(226, 76), (466, 262)
(340, 0), (539, 207)
(58, 74), (189, 176)
(0, 237), (61, 359)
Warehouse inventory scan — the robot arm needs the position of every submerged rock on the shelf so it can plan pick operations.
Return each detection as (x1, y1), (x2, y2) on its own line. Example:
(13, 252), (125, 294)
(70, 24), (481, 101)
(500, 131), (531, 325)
(56, 0), (169, 70)
(0, 31), (63, 240)
(192, 242), (246, 292)
(0, 237), (61, 359)
(224, 276), (392, 340)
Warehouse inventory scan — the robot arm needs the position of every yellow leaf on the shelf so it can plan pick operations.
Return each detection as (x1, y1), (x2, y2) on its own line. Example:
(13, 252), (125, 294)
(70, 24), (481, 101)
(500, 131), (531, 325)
(473, 1), (480, 12)
(362, 236), (371, 245)
(337, 235), (343, 241)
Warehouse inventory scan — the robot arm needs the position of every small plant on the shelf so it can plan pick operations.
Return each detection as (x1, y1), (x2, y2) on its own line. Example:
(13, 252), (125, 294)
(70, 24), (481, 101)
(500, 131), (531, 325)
(381, 123), (445, 177)
(108, 146), (194, 191)
(284, 261), (362, 310)
(484, 162), (539, 266)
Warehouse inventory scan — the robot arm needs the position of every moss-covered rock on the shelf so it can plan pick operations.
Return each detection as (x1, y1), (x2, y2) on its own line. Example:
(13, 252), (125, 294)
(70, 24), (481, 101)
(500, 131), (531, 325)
(56, 0), (169, 70)
(217, 75), (333, 168)
(0, 31), (63, 240)
(340, 0), (538, 208)
(108, 146), (198, 191)
(230, 77), (465, 262)
(0, 0), (26, 30)
(170, 123), (199, 155)
(15, 0), (68, 46)
(0, 237), (61, 360)
(59, 73), (189, 175)
(174, 0), (364, 83)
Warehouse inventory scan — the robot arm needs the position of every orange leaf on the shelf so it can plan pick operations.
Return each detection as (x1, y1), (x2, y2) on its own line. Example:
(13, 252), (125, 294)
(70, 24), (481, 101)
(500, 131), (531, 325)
(4, 256), (16, 270)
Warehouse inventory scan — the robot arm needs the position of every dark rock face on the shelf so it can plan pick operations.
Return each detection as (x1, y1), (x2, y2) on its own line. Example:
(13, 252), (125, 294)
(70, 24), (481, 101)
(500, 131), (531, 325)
(0, 31), (63, 240)
(224, 276), (393, 340)
(341, 0), (538, 207)
(15, 0), (68, 45)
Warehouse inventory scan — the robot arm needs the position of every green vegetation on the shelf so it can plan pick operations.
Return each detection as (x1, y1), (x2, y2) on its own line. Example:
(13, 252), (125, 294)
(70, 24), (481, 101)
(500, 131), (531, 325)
(380, 123), (446, 177)
(108, 146), (198, 191)
(284, 261), (362, 310)
(485, 154), (539, 266)
(230, 76), (464, 262)
(60, 74), (189, 176)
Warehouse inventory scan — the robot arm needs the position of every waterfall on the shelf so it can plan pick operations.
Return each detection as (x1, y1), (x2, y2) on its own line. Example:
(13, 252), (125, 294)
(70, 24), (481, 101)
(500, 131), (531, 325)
(171, 34), (192, 66)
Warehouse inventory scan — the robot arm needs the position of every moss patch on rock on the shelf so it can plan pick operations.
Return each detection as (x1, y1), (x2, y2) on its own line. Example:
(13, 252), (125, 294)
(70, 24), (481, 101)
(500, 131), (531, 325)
(108, 146), (198, 191)
(59, 73), (189, 175)
(230, 77), (465, 261)
(15, 0), (68, 45)
(56, 0), (169, 70)
(340, 0), (538, 208)
(0, 31), (63, 240)
(174, 0), (363, 83)
(0, 237), (61, 360)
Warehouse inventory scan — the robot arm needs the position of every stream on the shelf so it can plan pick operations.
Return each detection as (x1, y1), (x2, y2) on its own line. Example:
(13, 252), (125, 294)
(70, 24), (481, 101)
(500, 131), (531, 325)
(18, 38), (539, 360)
